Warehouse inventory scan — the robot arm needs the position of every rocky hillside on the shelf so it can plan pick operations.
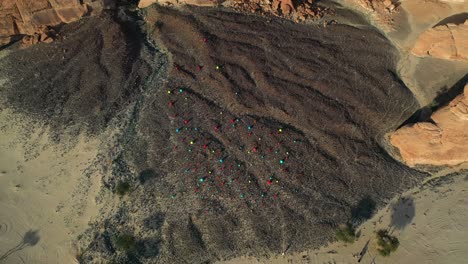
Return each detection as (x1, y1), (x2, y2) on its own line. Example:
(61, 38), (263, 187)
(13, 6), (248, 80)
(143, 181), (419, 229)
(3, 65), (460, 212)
(22, 5), (425, 263)
(0, 3), (429, 263)
(2, 0), (467, 263)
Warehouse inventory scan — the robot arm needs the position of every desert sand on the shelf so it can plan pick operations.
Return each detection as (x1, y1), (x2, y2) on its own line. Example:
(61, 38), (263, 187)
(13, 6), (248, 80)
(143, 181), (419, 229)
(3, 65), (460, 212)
(0, 109), (102, 264)
(343, 0), (468, 105)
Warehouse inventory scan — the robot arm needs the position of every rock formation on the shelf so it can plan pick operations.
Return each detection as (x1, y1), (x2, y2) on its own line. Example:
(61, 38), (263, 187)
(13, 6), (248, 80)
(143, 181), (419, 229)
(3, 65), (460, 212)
(139, 0), (326, 22)
(391, 84), (468, 167)
(272, 0), (296, 15)
(412, 20), (468, 61)
(0, 0), (114, 46)
(358, 0), (398, 13)
(138, 0), (218, 8)
(352, 0), (399, 30)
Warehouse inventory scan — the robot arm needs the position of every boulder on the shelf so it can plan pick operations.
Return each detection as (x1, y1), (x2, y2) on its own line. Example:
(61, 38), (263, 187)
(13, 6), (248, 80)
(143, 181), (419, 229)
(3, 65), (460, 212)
(391, 84), (468, 166)
(138, 0), (218, 8)
(412, 20), (468, 61)
(0, 0), (114, 46)
(272, 0), (296, 15)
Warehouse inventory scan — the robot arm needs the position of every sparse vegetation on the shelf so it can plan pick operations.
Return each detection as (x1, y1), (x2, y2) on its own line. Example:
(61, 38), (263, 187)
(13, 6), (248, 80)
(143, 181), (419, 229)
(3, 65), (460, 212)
(335, 224), (356, 243)
(115, 233), (136, 252)
(376, 229), (399, 256)
(116, 181), (131, 196)
(428, 100), (439, 111)
(65, 5), (429, 263)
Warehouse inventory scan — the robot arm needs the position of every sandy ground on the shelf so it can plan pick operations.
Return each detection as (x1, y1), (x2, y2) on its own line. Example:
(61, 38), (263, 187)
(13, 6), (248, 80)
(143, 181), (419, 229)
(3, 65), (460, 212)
(391, 0), (468, 105)
(0, 110), (102, 264)
(342, 0), (468, 106)
(219, 164), (468, 264)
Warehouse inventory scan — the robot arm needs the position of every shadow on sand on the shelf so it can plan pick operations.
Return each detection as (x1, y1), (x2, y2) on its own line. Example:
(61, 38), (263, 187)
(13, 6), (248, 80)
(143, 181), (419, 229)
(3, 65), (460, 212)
(0, 230), (40, 262)
(351, 196), (377, 225)
(390, 196), (415, 231)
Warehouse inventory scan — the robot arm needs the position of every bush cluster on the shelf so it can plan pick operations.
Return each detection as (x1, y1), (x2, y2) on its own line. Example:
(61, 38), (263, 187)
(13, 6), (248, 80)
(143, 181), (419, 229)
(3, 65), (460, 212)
(335, 224), (356, 243)
(376, 229), (399, 256)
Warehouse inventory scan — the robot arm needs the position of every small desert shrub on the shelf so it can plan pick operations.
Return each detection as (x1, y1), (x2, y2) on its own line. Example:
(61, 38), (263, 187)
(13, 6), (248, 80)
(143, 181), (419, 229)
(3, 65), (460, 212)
(116, 181), (131, 196)
(115, 234), (136, 252)
(428, 100), (439, 111)
(376, 229), (399, 256)
(335, 224), (356, 243)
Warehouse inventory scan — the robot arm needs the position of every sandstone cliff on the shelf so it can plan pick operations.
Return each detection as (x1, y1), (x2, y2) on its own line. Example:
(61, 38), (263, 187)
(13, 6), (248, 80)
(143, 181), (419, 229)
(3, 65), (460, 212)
(412, 20), (468, 61)
(0, 0), (114, 46)
(391, 84), (468, 166)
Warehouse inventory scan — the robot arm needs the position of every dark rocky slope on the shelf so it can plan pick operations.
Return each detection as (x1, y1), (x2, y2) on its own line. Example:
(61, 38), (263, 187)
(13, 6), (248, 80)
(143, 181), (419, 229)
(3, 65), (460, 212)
(0, 5), (427, 264)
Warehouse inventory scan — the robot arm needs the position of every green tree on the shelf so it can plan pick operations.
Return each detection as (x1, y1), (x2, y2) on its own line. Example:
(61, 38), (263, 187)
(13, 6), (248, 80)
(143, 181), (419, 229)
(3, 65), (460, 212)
(115, 234), (135, 252)
(115, 181), (131, 196)
(376, 229), (399, 256)
(335, 224), (356, 243)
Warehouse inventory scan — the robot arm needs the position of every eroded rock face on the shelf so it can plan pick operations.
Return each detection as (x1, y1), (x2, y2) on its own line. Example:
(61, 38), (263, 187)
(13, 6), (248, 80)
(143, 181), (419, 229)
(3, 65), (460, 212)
(358, 0), (398, 13)
(138, 0), (218, 8)
(351, 0), (400, 31)
(412, 20), (468, 61)
(272, 0), (296, 15)
(0, 0), (114, 46)
(391, 84), (468, 166)
(138, 0), (327, 22)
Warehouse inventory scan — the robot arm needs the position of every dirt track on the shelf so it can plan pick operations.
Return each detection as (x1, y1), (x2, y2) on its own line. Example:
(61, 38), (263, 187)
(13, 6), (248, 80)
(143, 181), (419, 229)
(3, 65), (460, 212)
(0, 6), (428, 264)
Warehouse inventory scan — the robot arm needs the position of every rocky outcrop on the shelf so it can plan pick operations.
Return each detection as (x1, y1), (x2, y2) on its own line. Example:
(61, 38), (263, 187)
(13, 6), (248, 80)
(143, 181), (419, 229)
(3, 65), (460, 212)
(0, 0), (114, 46)
(391, 84), (468, 167)
(138, 0), (327, 22)
(138, 0), (218, 8)
(352, 0), (400, 31)
(412, 20), (468, 61)
(358, 0), (398, 13)
(272, 0), (296, 15)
